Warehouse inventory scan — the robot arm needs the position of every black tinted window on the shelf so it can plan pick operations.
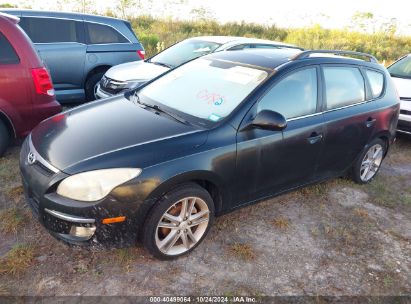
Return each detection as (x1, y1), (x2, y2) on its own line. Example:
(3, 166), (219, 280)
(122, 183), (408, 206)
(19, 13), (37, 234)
(388, 56), (411, 78)
(324, 67), (365, 110)
(365, 70), (384, 98)
(257, 68), (318, 119)
(0, 32), (19, 64)
(228, 44), (252, 51)
(254, 44), (279, 49)
(20, 17), (78, 43)
(85, 22), (128, 44)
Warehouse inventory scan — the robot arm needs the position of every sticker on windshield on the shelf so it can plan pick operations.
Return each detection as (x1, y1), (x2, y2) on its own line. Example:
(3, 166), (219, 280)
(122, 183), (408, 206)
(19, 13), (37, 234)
(224, 66), (268, 85)
(208, 114), (222, 122)
(197, 89), (225, 106)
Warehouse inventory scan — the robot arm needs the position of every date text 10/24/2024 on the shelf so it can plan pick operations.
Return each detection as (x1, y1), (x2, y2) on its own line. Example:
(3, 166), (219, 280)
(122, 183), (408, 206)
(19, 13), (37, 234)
(149, 296), (257, 303)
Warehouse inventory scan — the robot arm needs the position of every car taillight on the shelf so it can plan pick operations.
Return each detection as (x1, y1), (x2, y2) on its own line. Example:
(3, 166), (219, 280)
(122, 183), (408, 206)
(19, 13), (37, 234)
(31, 67), (55, 96)
(137, 50), (145, 60)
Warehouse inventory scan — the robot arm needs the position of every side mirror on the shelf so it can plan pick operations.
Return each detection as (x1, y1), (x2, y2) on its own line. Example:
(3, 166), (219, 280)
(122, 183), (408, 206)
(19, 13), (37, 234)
(251, 110), (287, 131)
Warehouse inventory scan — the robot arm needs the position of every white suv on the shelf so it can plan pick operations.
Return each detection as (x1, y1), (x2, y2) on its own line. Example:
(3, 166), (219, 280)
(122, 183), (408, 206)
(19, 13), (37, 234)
(388, 54), (411, 135)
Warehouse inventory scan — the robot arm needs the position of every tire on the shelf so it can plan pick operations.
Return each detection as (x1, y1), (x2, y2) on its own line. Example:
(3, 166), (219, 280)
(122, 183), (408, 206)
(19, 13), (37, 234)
(142, 183), (215, 260)
(351, 138), (386, 184)
(85, 72), (105, 102)
(0, 120), (10, 157)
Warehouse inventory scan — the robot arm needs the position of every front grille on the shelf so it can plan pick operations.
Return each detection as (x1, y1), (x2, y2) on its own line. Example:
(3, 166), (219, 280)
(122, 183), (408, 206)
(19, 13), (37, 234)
(33, 161), (54, 177)
(400, 97), (411, 101)
(100, 76), (127, 95)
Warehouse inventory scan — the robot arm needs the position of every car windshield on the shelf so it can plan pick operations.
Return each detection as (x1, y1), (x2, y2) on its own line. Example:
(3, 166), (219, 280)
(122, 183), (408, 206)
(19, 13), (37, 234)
(150, 39), (221, 68)
(388, 56), (411, 78)
(138, 58), (269, 123)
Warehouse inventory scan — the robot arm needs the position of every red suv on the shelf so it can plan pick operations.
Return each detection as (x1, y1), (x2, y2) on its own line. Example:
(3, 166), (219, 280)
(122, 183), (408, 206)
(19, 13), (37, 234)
(0, 13), (61, 156)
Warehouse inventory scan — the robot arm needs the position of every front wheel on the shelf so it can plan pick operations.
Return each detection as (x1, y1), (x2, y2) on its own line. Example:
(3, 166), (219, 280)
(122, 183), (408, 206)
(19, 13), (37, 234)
(351, 138), (386, 184)
(142, 183), (214, 260)
(0, 120), (10, 157)
(85, 72), (105, 101)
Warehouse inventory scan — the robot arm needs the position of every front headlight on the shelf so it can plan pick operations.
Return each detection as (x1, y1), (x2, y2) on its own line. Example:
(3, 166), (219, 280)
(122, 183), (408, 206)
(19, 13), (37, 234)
(56, 168), (142, 202)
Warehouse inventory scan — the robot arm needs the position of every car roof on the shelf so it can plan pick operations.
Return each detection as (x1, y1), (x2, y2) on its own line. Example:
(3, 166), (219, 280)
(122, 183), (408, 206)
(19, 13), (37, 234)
(189, 35), (300, 48)
(203, 48), (302, 70)
(0, 9), (128, 23)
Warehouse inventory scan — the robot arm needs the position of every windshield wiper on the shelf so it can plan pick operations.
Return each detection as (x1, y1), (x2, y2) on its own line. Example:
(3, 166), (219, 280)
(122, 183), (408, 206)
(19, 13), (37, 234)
(132, 92), (189, 125)
(151, 61), (174, 69)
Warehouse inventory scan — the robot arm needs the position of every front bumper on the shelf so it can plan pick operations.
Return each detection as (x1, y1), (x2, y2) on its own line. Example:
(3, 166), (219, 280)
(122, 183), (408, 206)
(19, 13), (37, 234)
(95, 84), (112, 99)
(19, 138), (148, 247)
(398, 98), (411, 134)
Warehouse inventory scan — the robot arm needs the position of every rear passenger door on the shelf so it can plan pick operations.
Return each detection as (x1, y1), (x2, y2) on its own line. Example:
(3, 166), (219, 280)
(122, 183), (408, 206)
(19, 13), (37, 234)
(316, 65), (380, 178)
(19, 17), (86, 94)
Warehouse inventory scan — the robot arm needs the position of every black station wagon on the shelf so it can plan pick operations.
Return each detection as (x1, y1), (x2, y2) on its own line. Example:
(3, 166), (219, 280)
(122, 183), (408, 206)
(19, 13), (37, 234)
(20, 49), (400, 259)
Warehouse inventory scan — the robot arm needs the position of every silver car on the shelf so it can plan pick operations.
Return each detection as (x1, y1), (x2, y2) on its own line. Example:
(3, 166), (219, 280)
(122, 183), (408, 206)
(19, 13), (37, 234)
(387, 54), (411, 135)
(96, 36), (302, 98)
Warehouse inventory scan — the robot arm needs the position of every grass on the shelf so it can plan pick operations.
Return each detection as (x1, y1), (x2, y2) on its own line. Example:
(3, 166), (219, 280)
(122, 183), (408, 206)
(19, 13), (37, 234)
(272, 216), (290, 230)
(6, 185), (24, 201)
(0, 244), (35, 276)
(353, 208), (369, 218)
(228, 243), (255, 261)
(363, 174), (411, 209)
(0, 207), (26, 233)
(0, 284), (9, 296)
(115, 248), (141, 271)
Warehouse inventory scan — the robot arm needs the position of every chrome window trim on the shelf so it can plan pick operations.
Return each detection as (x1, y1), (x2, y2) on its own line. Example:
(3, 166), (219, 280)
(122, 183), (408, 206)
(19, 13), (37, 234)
(44, 208), (95, 224)
(286, 99), (373, 122)
(20, 15), (132, 44)
(28, 135), (60, 173)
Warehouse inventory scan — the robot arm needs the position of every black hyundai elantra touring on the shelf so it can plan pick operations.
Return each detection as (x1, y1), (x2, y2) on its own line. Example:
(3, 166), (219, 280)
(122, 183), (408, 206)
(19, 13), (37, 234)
(20, 49), (400, 259)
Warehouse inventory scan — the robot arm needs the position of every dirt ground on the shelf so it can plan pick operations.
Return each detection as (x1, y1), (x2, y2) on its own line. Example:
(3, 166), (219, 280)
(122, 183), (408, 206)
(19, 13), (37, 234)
(0, 134), (410, 297)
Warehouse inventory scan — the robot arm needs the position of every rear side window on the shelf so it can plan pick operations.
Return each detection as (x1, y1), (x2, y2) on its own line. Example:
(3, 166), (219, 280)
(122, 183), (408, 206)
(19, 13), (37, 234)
(254, 44), (279, 49)
(0, 32), (19, 64)
(323, 67), (365, 110)
(257, 68), (318, 119)
(85, 22), (128, 44)
(20, 17), (79, 43)
(365, 70), (384, 98)
(228, 44), (252, 51)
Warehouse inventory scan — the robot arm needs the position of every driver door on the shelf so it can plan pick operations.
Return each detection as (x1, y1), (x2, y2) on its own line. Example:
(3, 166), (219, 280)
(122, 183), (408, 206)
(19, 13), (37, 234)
(234, 66), (325, 204)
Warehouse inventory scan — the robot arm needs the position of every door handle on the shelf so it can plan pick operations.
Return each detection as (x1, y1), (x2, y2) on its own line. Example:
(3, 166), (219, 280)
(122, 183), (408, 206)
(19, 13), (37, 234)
(366, 117), (376, 128)
(307, 132), (323, 144)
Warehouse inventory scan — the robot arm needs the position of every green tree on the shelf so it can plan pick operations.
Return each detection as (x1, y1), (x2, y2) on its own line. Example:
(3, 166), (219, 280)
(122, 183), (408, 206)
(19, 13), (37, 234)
(0, 3), (17, 8)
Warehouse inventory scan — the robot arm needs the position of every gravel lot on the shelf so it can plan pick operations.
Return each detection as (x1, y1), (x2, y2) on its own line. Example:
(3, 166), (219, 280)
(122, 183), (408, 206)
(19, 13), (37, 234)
(0, 134), (410, 297)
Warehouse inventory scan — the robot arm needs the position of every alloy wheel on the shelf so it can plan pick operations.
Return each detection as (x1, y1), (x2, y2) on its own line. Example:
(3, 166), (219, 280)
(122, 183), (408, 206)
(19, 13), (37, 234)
(155, 196), (210, 256)
(360, 143), (383, 182)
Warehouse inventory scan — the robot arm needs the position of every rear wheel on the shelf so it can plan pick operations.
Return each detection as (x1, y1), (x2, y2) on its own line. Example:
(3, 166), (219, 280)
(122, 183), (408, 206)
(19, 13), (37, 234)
(351, 138), (386, 184)
(142, 183), (214, 260)
(85, 72), (105, 101)
(0, 120), (10, 157)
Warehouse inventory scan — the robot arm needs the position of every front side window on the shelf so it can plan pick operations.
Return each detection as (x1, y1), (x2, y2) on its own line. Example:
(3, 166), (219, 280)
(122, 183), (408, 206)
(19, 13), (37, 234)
(323, 66), (365, 110)
(19, 17), (78, 43)
(85, 22), (128, 44)
(138, 58), (268, 122)
(0, 32), (19, 64)
(365, 70), (384, 98)
(388, 56), (411, 79)
(150, 39), (221, 68)
(257, 68), (318, 119)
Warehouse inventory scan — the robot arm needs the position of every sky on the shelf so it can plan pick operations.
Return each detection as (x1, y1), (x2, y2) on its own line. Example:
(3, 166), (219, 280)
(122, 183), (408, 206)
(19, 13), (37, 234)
(5, 0), (411, 35)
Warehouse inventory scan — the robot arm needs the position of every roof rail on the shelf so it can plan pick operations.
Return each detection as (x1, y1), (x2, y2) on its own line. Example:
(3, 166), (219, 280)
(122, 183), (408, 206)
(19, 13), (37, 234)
(291, 50), (378, 63)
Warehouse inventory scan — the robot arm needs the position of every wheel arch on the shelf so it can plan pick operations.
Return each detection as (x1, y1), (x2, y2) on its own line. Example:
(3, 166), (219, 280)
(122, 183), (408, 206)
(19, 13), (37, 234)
(145, 170), (228, 215)
(84, 65), (111, 86)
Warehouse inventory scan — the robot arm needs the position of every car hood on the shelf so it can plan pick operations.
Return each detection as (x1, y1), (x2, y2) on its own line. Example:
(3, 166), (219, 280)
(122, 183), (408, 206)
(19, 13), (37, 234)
(391, 76), (411, 99)
(105, 61), (169, 82)
(30, 96), (207, 174)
